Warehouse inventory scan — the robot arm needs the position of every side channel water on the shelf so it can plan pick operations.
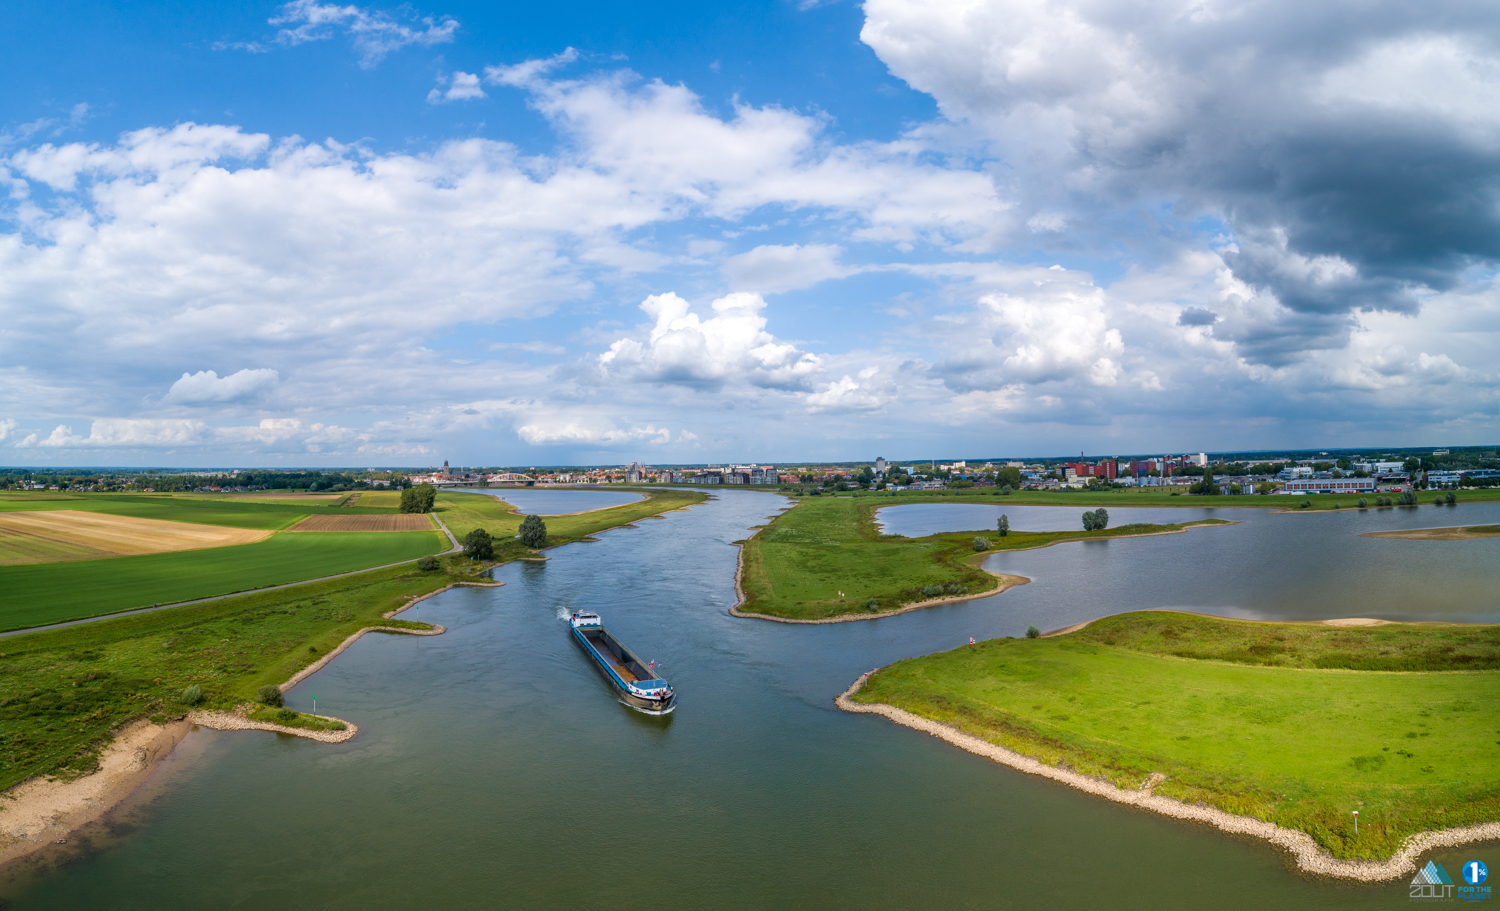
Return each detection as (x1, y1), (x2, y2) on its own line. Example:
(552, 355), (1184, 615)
(2, 492), (1490, 908)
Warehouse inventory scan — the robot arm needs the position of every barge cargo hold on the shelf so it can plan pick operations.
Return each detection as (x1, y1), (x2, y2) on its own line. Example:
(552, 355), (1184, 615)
(569, 611), (676, 714)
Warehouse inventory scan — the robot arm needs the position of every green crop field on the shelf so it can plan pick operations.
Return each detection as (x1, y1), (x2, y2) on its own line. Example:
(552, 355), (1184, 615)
(0, 530), (446, 630)
(0, 492), (398, 528)
(739, 495), (1228, 620)
(357, 490), (404, 508)
(0, 562), (468, 792)
(435, 488), (705, 558)
(856, 611), (1500, 861)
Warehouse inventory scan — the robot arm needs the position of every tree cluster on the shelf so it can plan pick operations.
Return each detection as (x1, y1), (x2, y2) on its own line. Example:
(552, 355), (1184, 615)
(400, 484), (436, 513)
(1081, 508), (1110, 531)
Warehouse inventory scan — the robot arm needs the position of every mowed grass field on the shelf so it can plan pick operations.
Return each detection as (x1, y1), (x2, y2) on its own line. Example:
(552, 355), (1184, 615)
(812, 485), (1500, 511)
(739, 495), (1228, 620)
(0, 530), (446, 630)
(857, 612), (1500, 861)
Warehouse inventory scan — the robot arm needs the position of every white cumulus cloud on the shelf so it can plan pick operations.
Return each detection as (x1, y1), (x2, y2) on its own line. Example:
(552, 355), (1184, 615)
(600, 292), (822, 391)
(165, 369), (280, 405)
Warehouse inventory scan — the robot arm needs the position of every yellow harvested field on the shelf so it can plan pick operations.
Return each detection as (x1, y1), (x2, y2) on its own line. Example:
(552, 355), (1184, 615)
(289, 514), (434, 532)
(0, 510), (272, 565)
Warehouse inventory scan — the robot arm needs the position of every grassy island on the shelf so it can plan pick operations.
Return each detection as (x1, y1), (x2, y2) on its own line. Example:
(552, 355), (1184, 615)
(736, 494), (1229, 621)
(852, 611), (1500, 861)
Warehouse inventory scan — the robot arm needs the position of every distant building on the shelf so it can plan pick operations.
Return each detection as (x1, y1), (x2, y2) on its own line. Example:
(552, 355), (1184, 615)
(1282, 477), (1375, 494)
(875, 456), (887, 475)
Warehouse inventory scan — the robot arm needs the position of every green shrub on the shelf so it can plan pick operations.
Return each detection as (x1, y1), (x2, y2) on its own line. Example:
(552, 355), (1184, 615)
(415, 555), (441, 572)
(1358, 498), (1368, 508)
(328, 720), (346, 731)
(180, 684), (203, 705)
(275, 707), (297, 722)
(973, 536), (989, 552)
(257, 684), (285, 707)
(1082, 507), (1110, 530)
(865, 598), (879, 612)
(1446, 492), (1457, 505)
(997, 514), (1009, 537)
(1026, 625), (1041, 639)
(921, 584), (942, 597)
(1300, 499), (1312, 509)
(1398, 491), (1418, 506)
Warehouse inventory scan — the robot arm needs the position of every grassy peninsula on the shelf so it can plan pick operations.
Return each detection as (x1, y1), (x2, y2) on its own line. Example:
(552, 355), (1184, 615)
(854, 611), (1500, 861)
(736, 494), (1228, 621)
(435, 487), (705, 559)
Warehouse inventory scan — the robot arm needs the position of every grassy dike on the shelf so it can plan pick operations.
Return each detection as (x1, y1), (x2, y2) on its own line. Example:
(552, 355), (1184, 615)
(852, 611), (1500, 862)
(736, 493), (1229, 621)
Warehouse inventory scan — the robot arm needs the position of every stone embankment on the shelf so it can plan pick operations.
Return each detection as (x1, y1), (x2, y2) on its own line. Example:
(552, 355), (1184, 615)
(835, 673), (1500, 882)
(187, 708), (357, 744)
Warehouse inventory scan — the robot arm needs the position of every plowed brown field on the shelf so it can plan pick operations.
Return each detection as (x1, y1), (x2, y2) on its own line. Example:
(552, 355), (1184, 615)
(289, 514), (434, 532)
(0, 510), (273, 565)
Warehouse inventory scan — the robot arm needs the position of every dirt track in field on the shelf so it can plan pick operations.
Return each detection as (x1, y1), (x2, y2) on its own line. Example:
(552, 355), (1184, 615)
(0, 510), (271, 564)
(289, 514), (434, 532)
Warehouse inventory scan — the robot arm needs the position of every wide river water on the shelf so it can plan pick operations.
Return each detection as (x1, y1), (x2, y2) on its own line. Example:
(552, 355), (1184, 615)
(3, 492), (1496, 908)
(454, 487), (644, 515)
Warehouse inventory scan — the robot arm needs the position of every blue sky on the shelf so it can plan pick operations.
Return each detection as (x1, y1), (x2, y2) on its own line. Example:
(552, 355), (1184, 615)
(2, 0), (1498, 467)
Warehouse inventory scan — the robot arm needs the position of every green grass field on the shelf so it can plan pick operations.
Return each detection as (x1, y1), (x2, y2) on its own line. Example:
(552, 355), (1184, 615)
(435, 488), (705, 558)
(0, 492), (398, 527)
(0, 531), (446, 630)
(856, 612), (1500, 860)
(357, 490), (404, 508)
(739, 495), (1228, 620)
(0, 562), (468, 791)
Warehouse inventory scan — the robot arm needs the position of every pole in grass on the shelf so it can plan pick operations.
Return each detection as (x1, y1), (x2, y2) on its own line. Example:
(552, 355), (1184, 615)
(1353, 810), (1358, 836)
(313, 695), (317, 715)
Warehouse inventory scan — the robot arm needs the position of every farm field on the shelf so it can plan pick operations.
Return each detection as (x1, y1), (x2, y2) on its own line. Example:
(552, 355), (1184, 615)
(0, 510), (272, 565)
(0, 530), (445, 630)
(290, 514), (434, 532)
(854, 611), (1500, 861)
(0, 492), (397, 528)
(354, 490), (403, 508)
(739, 494), (1228, 620)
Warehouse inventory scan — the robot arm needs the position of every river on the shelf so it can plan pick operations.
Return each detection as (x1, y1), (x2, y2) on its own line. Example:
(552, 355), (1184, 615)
(2, 491), (1492, 908)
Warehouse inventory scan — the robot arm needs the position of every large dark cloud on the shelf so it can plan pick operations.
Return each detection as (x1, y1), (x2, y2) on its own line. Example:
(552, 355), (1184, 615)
(864, 0), (1500, 360)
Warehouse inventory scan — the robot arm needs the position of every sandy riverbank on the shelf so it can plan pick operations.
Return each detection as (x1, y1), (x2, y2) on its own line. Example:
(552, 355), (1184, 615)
(836, 673), (1500, 881)
(0, 719), (192, 868)
(0, 578), (490, 871)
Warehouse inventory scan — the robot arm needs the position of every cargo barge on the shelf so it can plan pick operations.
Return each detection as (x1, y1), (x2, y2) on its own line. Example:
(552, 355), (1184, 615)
(569, 611), (676, 714)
